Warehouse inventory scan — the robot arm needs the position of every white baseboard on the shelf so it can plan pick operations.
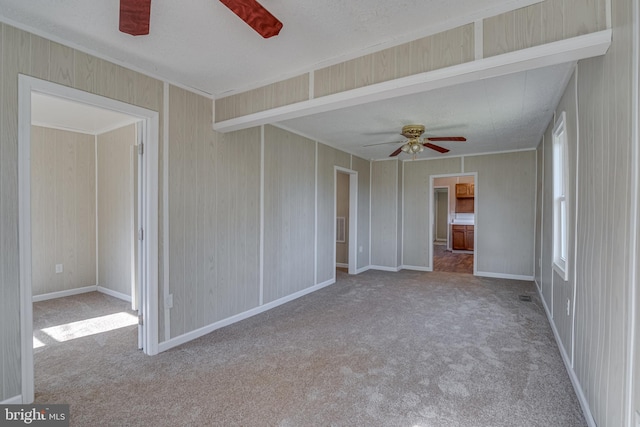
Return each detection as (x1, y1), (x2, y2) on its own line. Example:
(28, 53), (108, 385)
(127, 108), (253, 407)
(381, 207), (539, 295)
(1, 395), (23, 404)
(96, 286), (132, 303)
(335, 263), (348, 268)
(369, 265), (401, 272)
(32, 285), (97, 302)
(355, 265), (370, 274)
(158, 278), (336, 353)
(400, 265), (433, 272)
(535, 286), (596, 427)
(475, 271), (534, 281)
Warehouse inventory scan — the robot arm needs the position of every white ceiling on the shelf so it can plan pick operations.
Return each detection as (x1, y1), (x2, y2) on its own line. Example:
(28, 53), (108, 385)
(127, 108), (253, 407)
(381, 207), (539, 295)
(3, 0), (579, 160)
(31, 93), (139, 135)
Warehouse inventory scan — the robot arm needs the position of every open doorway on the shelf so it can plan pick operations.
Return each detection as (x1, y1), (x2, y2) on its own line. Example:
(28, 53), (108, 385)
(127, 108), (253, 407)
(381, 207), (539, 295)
(431, 174), (476, 274)
(18, 75), (159, 403)
(334, 167), (358, 276)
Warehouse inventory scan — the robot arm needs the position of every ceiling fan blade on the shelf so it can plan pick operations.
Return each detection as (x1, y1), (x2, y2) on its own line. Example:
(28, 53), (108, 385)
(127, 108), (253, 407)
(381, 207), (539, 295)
(219, 0), (283, 38)
(119, 0), (151, 36)
(426, 136), (467, 142)
(389, 147), (403, 157)
(424, 143), (450, 153)
(363, 140), (403, 147)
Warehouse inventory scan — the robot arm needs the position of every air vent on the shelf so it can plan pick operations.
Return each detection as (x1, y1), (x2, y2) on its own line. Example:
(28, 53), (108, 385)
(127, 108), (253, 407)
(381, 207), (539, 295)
(518, 295), (532, 302)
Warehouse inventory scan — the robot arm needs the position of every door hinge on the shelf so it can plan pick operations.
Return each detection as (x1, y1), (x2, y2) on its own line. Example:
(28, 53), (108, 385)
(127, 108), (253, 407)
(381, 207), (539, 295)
(138, 314), (143, 326)
(138, 143), (144, 156)
(138, 228), (144, 241)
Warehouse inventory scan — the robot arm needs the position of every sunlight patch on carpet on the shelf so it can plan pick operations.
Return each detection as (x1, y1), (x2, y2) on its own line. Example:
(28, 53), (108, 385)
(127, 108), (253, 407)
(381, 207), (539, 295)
(39, 312), (138, 343)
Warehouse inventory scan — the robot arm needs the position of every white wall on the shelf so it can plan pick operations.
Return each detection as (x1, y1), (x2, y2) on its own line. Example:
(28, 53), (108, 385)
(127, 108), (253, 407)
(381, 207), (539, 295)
(97, 124), (136, 298)
(30, 126), (96, 296)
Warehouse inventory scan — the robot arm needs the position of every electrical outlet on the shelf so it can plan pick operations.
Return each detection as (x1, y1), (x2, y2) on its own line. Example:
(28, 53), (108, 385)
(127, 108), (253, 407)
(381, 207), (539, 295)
(566, 299), (570, 316)
(165, 294), (173, 309)
(55, 264), (63, 274)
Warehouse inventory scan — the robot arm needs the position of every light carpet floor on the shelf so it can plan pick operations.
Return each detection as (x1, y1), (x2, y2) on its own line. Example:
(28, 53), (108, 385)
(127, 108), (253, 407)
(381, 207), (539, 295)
(33, 270), (587, 426)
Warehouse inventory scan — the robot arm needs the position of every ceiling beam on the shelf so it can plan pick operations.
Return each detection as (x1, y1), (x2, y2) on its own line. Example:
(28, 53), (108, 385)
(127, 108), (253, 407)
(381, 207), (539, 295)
(213, 30), (611, 134)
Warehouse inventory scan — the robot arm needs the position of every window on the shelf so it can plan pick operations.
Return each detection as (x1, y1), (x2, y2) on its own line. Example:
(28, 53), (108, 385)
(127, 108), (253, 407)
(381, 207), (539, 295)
(552, 112), (569, 281)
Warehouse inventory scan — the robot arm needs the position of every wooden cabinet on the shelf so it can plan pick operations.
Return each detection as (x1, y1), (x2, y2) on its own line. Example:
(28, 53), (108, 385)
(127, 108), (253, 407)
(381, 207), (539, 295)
(455, 183), (475, 198)
(451, 225), (474, 250)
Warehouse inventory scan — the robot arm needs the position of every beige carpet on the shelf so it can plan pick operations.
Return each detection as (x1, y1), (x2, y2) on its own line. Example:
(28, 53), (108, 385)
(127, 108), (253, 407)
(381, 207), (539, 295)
(34, 270), (586, 426)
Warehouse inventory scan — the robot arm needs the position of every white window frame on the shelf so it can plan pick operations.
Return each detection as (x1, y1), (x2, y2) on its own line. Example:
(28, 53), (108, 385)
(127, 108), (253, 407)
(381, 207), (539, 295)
(552, 111), (569, 281)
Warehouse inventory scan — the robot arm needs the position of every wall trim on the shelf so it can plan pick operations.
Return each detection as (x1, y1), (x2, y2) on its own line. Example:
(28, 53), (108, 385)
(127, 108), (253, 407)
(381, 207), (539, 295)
(401, 265), (433, 272)
(32, 286), (97, 302)
(1, 396), (23, 405)
(158, 278), (336, 353)
(536, 285), (597, 427)
(356, 265), (371, 274)
(96, 286), (132, 303)
(369, 265), (402, 272)
(475, 271), (534, 281)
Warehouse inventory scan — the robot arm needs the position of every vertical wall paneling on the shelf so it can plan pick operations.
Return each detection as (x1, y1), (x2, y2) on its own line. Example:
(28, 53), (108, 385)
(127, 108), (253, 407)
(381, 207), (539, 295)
(316, 143), (350, 283)
(541, 121), (554, 312)
(97, 124), (136, 298)
(2, 24), (29, 400)
(535, 141), (544, 289)
(464, 151), (536, 278)
(31, 126), (96, 296)
(263, 125), (315, 302)
(397, 161), (403, 267)
(351, 156), (371, 270)
(402, 158), (461, 269)
(370, 160), (399, 269)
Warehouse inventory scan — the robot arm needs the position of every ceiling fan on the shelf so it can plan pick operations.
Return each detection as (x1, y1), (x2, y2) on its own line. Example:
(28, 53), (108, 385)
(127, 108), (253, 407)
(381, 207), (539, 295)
(119, 0), (283, 38)
(365, 124), (466, 157)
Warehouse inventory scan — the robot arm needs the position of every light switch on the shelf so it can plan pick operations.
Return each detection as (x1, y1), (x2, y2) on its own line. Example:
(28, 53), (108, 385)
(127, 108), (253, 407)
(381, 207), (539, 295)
(55, 264), (63, 274)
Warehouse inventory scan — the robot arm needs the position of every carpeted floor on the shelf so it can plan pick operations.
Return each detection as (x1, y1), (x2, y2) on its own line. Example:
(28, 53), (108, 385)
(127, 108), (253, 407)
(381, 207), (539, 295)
(33, 270), (586, 426)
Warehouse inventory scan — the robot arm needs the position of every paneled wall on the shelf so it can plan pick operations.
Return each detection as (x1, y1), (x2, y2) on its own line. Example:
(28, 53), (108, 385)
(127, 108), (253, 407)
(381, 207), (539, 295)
(464, 151), (536, 277)
(97, 124), (136, 298)
(168, 86), (261, 337)
(352, 156), (370, 270)
(483, 0), (607, 57)
(316, 143), (350, 283)
(399, 152), (535, 277)
(370, 160), (399, 268)
(263, 125), (315, 303)
(535, 0), (638, 424)
(30, 126), (96, 296)
(573, 0), (635, 422)
(0, 22), (164, 400)
(540, 120), (554, 311)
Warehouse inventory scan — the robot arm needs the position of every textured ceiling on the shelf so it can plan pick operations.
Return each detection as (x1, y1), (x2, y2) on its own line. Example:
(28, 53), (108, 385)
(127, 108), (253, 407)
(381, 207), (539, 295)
(278, 62), (575, 160)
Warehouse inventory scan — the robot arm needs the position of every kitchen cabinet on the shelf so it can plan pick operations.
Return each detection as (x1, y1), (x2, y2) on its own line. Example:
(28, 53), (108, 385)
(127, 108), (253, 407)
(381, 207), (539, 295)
(452, 224), (474, 250)
(455, 183), (475, 198)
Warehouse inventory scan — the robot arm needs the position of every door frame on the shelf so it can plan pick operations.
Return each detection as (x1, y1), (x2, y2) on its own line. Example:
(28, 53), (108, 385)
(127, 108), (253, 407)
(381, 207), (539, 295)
(429, 172), (477, 274)
(18, 75), (159, 404)
(433, 186), (450, 248)
(334, 166), (358, 275)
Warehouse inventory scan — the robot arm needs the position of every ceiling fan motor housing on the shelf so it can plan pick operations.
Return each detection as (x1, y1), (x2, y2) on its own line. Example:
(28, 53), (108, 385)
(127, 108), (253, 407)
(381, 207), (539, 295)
(401, 124), (425, 139)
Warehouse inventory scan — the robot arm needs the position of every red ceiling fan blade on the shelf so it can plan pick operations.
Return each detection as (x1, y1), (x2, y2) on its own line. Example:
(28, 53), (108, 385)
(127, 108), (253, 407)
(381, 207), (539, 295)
(389, 147), (403, 157)
(424, 143), (450, 153)
(426, 136), (467, 142)
(120, 0), (151, 36)
(219, 0), (283, 38)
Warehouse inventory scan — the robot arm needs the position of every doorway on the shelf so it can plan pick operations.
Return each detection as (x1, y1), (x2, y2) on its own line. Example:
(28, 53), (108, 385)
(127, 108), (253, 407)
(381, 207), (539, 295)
(334, 167), (358, 276)
(18, 75), (159, 403)
(430, 173), (476, 274)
